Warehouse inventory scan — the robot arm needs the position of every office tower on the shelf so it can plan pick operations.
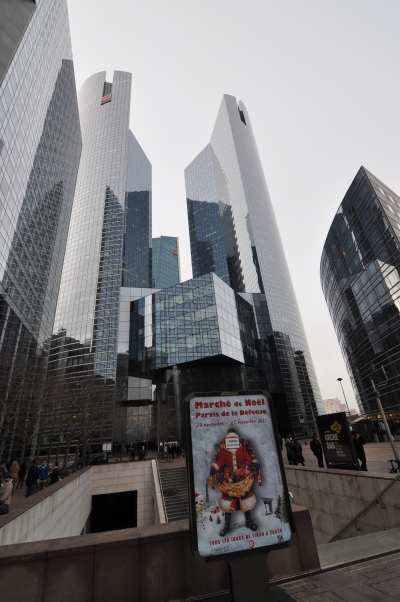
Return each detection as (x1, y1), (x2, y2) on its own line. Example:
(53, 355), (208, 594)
(123, 133), (152, 288)
(152, 236), (180, 288)
(0, 0), (81, 460)
(186, 95), (321, 436)
(129, 273), (270, 441)
(43, 71), (151, 458)
(322, 166), (400, 415)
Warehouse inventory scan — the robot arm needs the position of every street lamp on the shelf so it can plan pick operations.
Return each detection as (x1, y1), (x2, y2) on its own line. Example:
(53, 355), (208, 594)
(337, 377), (351, 415)
(371, 366), (400, 465)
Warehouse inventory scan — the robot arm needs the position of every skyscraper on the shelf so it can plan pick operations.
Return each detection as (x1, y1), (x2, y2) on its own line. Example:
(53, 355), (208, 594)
(0, 0), (81, 460)
(152, 236), (180, 288)
(43, 71), (151, 458)
(186, 95), (321, 436)
(321, 166), (400, 415)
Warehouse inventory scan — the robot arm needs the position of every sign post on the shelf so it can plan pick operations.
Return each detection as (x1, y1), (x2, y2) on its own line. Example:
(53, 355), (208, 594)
(185, 391), (293, 601)
(317, 412), (358, 470)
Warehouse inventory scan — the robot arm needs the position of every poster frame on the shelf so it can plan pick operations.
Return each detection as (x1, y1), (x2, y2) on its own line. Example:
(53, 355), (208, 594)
(184, 389), (295, 561)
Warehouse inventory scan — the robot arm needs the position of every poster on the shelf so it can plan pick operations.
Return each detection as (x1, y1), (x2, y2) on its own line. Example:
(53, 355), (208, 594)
(186, 393), (292, 558)
(317, 412), (358, 470)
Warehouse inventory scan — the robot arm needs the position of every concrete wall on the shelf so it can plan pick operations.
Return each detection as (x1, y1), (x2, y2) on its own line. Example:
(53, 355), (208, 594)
(0, 461), (161, 546)
(0, 469), (92, 546)
(0, 507), (319, 602)
(286, 465), (400, 543)
(91, 461), (156, 528)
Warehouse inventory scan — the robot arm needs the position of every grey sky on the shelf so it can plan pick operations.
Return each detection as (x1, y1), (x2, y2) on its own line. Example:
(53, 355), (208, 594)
(67, 0), (400, 411)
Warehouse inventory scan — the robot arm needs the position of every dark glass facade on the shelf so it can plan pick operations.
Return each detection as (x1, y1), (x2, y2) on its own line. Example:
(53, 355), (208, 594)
(321, 166), (400, 415)
(126, 273), (270, 441)
(185, 95), (321, 437)
(152, 236), (180, 289)
(42, 72), (151, 458)
(186, 145), (244, 291)
(122, 131), (152, 288)
(0, 0), (81, 460)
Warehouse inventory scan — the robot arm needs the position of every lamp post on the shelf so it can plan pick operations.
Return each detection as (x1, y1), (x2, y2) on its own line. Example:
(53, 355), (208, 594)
(371, 366), (400, 464)
(337, 377), (351, 416)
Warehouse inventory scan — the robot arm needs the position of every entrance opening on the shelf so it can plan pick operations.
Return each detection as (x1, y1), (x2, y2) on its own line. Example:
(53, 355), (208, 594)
(90, 490), (137, 533)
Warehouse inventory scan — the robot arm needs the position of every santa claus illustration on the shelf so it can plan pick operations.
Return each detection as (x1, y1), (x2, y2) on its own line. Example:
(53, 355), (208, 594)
(208, 428), (262, 536)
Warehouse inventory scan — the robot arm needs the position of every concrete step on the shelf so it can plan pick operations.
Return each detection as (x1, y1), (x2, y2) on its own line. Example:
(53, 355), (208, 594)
(318, 527), (400, 568)
(159, 466), (189, 522)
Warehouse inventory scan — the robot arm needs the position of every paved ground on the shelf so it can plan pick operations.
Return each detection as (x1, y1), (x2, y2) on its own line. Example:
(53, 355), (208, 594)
(289, 441), (400, 474)
(279, 551), (400, 601)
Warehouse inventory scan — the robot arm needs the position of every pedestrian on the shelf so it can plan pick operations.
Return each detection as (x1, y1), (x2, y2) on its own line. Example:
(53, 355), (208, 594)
(310, 436), (324, 468)
(9, 459), (19, 487)
(38, 460), (49, 489)
(0, 467), (13, 514)
(285, 437), (297, 465)
(25, 459), (39, 497)
(352, 432), (367, 471)
(17, 461), (27, 488)
(49, 463), (60, 485)
(293, 439), (305, 466)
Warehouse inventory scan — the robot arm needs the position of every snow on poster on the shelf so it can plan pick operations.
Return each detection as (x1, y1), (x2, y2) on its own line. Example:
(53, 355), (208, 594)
(187, 393), (292, 558)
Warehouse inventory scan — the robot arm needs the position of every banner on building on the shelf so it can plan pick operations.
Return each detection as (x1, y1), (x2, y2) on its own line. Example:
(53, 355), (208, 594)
(185, 392), (292, 559)
(317, 412), (358, 470)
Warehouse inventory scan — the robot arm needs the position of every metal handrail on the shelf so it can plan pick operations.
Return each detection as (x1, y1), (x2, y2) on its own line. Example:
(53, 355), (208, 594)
(330, 473), (400, 542)
(152, 459), (168, 524)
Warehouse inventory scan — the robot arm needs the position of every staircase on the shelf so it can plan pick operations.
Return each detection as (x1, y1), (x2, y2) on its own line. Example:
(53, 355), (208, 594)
(158, 466), (189, 522)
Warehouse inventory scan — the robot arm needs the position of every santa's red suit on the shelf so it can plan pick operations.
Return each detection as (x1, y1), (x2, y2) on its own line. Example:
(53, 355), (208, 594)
(211, 441), (261, 513)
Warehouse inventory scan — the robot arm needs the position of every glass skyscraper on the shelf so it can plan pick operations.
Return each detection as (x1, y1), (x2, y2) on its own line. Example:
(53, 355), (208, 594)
(186, 95), (321, 436)
(0, 0), (81, 460)
(152, 236), (180, 289)
(322, 167), (400, 416)
(43, 71), (152, 458)
(128, 273), (270, 442)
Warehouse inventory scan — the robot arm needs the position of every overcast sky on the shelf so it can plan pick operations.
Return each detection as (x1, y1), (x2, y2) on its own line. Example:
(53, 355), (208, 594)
(67, 0), (400, 411)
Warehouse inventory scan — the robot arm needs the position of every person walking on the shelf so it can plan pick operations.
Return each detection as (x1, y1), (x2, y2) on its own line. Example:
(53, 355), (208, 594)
(0, 467), (13, 514)
(352, 432), (367, 471)
(49, 463), (60, 485)
(38, 460), (49, 489)
(285, 437), (297, 465)
(25, 459), (39, 497)
(293, 439), (305, 466)
(310, 436), (324, 468)
(9, 460), (19, 487)
(17, 462), (27, 488)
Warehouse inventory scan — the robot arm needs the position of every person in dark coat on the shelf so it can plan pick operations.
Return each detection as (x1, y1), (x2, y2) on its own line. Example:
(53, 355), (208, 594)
(285, 437), (297, 465)
(49, 463), (60, 485)
(352, 432), (367, 471)
(310, 436), (324, 468)
(17, 462), (27, 488)
(25, 459), (39, 497)
(293, 439), (305, 466)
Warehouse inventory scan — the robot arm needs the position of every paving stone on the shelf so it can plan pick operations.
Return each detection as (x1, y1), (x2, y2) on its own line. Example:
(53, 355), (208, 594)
(280, 552), (400, 602)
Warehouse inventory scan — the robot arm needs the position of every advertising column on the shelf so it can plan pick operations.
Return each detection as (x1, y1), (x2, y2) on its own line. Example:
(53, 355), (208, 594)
(186, 392), (292, 559)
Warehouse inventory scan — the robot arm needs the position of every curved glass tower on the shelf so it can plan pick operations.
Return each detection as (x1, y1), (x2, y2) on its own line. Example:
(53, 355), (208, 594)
(321, 166), (400, 415)
(0, 0), (81, 459)
(44, 71), (152, 457)
(186, 95), (321, 436)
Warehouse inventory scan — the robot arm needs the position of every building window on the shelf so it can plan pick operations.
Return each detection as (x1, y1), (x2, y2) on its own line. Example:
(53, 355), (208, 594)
(238, 108), (246, 125)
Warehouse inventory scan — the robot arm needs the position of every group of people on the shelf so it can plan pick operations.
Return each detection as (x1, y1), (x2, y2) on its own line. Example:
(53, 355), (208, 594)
(284, 432), (368, 471)
(285, 436), (306, 466)
(159, 441), (182, 460)
(0, 459), (61, 514)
